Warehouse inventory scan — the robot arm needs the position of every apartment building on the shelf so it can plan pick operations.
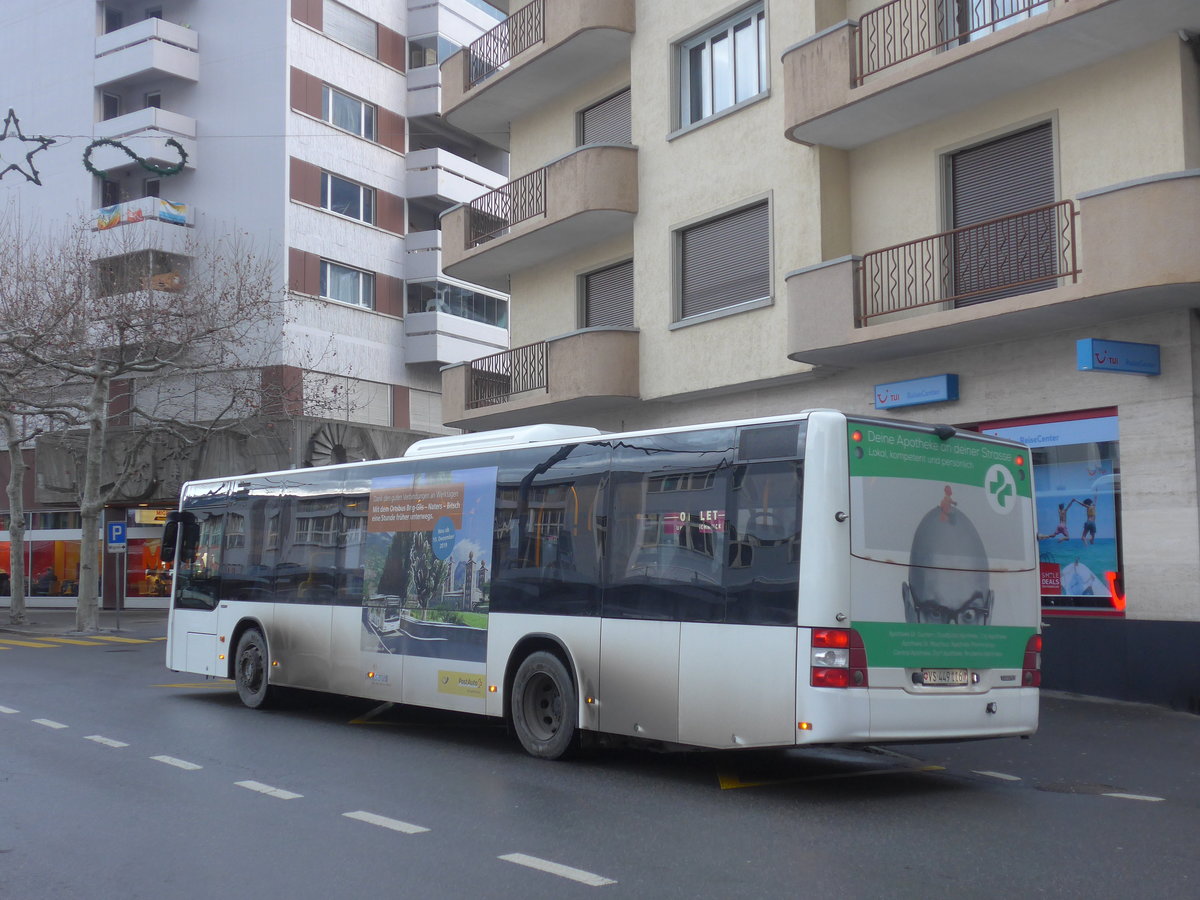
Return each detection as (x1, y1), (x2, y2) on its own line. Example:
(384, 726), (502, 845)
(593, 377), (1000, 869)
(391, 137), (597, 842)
(0, 0), (511, 609)
(435, 0), (1200, 708)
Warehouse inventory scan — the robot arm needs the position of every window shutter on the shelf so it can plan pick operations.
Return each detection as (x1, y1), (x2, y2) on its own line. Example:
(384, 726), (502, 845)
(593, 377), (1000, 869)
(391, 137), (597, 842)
(584, 259), (634, 328)
(289, 67), (322, 118)
(376, 189), (405, 235)
(323, 0), (378, 56)
(378, 25), (407, 71)
(951, 122), (1054, 226)
(377, 108), (405, 153)
(289, 157), (322, 206)
(291, 0), (322, 29)
(950, 122), (1055, 304)
(680, 201), (769, 319)
(580, 89), (631, 145)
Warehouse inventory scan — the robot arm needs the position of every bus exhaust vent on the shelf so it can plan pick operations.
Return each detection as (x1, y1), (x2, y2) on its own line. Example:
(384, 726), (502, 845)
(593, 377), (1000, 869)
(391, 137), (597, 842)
(404, 424), (606, 457)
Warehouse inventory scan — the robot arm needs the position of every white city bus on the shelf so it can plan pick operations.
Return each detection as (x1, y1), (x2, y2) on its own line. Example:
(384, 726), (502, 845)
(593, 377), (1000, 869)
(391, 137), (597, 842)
(164, 410), (1041, 758)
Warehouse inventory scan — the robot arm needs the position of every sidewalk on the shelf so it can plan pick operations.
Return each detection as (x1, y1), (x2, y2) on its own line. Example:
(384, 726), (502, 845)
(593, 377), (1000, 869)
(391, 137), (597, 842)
(0, 607), (169, 638)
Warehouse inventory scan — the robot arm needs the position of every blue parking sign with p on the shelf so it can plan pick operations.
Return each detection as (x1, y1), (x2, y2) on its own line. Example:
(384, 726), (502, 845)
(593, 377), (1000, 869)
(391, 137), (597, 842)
(107, 521), (127, 553)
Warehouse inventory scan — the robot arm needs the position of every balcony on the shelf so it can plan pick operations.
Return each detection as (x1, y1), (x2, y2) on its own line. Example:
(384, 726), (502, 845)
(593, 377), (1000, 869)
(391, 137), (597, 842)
(441, 0), (635, 149)
(95, 18), (200, 89)
(406, 148), (508, 206)
(441, 327), (639, 429)
(404, 311), (508, 366)
(406, 64), (443, 118)
(785, 172), (1200, 367)
(405, 229), (444, 280)
(782, 0), (1200, 148)
(91, 197), (195, 256)
(441, 145), (637, 291)
(90, 107), (197, 175)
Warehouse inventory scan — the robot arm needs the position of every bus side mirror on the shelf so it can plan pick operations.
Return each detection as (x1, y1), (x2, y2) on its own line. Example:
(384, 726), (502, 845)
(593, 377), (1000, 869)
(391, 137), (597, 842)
(161, 511), (198, 564)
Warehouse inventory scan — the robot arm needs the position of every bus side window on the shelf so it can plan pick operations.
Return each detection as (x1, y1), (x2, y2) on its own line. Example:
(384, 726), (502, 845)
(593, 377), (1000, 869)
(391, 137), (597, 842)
(725, 460), (802, 626)
(604, 430), (734, 623)
(489, 443), (609, 617)
(173, 509), (224, 611)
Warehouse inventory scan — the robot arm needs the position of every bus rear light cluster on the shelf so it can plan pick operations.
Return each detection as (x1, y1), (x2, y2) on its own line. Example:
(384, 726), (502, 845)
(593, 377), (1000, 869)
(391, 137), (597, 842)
(811, 628), (868, 688)
(1023, 634), (1043, 687)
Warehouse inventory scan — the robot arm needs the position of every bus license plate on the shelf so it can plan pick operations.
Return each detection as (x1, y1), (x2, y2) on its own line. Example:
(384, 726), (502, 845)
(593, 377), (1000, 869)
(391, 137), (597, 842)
(922, 668), (969, 686)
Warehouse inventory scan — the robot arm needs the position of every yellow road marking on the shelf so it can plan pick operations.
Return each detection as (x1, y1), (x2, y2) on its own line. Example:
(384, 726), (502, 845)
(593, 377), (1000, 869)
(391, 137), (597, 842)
(717, 764), (945, 790)
(88, 636), (154, 644)
(0, 638), (59, 648)
(155, 680), (235, 689)
(37, 637), (106, 646)
(349, 701), (397, 725)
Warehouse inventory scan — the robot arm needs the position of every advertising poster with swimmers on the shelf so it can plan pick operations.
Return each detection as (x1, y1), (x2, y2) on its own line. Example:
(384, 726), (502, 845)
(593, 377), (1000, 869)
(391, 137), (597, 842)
(360, 467), (498, 662)
(983, 415), (1121, 609)
(847, 423), (1039, 670)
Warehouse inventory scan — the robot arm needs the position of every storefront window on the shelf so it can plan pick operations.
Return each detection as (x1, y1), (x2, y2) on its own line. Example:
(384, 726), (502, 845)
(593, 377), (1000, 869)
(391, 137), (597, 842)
(30, 539), (82, 597)
(982, 411), (1122, 614)
(128, 537), (171, 597)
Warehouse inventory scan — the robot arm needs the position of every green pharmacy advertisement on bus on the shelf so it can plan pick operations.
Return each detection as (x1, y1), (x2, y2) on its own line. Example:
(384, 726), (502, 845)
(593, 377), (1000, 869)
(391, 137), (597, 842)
(846, 422), (1039, 671)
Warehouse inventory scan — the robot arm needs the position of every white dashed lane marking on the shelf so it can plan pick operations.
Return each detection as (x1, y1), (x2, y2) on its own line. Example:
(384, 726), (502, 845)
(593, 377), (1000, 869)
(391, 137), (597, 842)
(343, 811), (430, 834)
(85, 735), (129, 748)
(499, 853), (616, 887)
(235, 780), (303, 800)
(33, 718), (68, 729)
(152, 755), (202, 771)
(0, 705), (18, 714)
(974, 770), (1022, 781)
(1104, 792), (1165, 803)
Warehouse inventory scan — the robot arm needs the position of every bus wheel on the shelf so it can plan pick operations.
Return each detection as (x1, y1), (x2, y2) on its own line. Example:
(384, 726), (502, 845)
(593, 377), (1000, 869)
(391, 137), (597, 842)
(235, 629), (275, 710)
(511, 651), (577, 760)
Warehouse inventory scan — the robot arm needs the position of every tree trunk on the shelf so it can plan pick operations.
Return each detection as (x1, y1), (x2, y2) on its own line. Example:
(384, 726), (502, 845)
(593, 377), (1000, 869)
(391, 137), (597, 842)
(75, 377), (110, 633)
(2, 413), (27, 625)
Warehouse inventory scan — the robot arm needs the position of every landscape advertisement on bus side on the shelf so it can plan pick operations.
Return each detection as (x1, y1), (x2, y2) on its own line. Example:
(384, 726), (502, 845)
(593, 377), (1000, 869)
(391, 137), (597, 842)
(359, 466), (498, 669)
(847, 423), (1038, 670)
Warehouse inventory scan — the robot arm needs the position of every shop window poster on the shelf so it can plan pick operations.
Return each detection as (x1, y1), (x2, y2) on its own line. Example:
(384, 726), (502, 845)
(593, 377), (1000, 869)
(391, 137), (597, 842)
(983, 415), (1121, 610)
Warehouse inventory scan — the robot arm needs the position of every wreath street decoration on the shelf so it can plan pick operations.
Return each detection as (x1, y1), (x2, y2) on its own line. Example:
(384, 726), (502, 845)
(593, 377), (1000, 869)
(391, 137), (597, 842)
(83, 136), (189, 179)
(0, 108), (56, 185)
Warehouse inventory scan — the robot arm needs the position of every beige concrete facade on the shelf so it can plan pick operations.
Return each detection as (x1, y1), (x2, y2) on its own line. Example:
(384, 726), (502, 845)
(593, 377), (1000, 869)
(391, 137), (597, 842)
(437, 0), (1200, 702)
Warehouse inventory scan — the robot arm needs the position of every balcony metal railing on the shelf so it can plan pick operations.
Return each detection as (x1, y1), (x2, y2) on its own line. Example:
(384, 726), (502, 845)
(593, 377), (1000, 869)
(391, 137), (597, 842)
(858, 200), (1078, 324)
(466, 342), (548, 409)
(855, 0), (1055, 85)
(466, 167), (546, 247)
(466, 0), (545, 89)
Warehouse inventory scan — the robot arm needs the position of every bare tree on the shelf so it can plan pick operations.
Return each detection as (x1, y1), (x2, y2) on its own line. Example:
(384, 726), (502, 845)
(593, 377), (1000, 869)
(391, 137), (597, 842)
(0, 218), (298, 631)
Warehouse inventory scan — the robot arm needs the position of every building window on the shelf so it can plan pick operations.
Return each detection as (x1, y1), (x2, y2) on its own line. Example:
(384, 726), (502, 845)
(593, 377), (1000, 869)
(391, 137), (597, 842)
(144, 91), (161, 109)
(583, 259), (634, 328)
(579, 89), (632, 146)
(679, 4), (766, 127)
(93, 250), (189, 297)
(677, 200), (769, 321)
(101, 92), (121, 121)
(322, 85), (376, 140)
(320, 259), (375, 308)
(406, 280), (508, 328)
(409, 34), (460, 69)
(321, 172), (375, 223)
(323, 0), (378, 57)
(947, 121), (1055, 305)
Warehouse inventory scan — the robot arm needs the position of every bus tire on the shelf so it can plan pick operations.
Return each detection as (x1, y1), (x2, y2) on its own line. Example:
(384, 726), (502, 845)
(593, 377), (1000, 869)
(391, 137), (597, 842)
(511, 651), (577, 760)
(234, 628), (276, 710)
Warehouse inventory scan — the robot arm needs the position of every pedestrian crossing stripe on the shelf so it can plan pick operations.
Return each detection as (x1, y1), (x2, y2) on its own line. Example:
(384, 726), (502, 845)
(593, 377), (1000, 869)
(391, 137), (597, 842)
(0, 638), (59, 648)
(89, 635), (156, 644)
(36, 637), (106, 646)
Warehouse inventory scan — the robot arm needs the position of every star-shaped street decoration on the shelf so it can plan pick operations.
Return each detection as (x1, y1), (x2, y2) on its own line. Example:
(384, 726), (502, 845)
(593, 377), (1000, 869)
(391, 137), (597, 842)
(0, 108), (56, 186)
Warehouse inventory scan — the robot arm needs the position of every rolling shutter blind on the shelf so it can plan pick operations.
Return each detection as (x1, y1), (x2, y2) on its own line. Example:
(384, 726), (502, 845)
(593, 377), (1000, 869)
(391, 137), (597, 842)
(950, 122), (1055, 304)
(584, 260), (634, 328)
(324, 0), (378, 57)
(951, 122), (1053, 226)
(580, 89), (632, 145)
(680, 201), (769, 319)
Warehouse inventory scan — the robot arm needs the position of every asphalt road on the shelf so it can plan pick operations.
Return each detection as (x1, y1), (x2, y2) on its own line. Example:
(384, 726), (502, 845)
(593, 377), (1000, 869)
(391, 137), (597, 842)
(2, 625), (1199, 899)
